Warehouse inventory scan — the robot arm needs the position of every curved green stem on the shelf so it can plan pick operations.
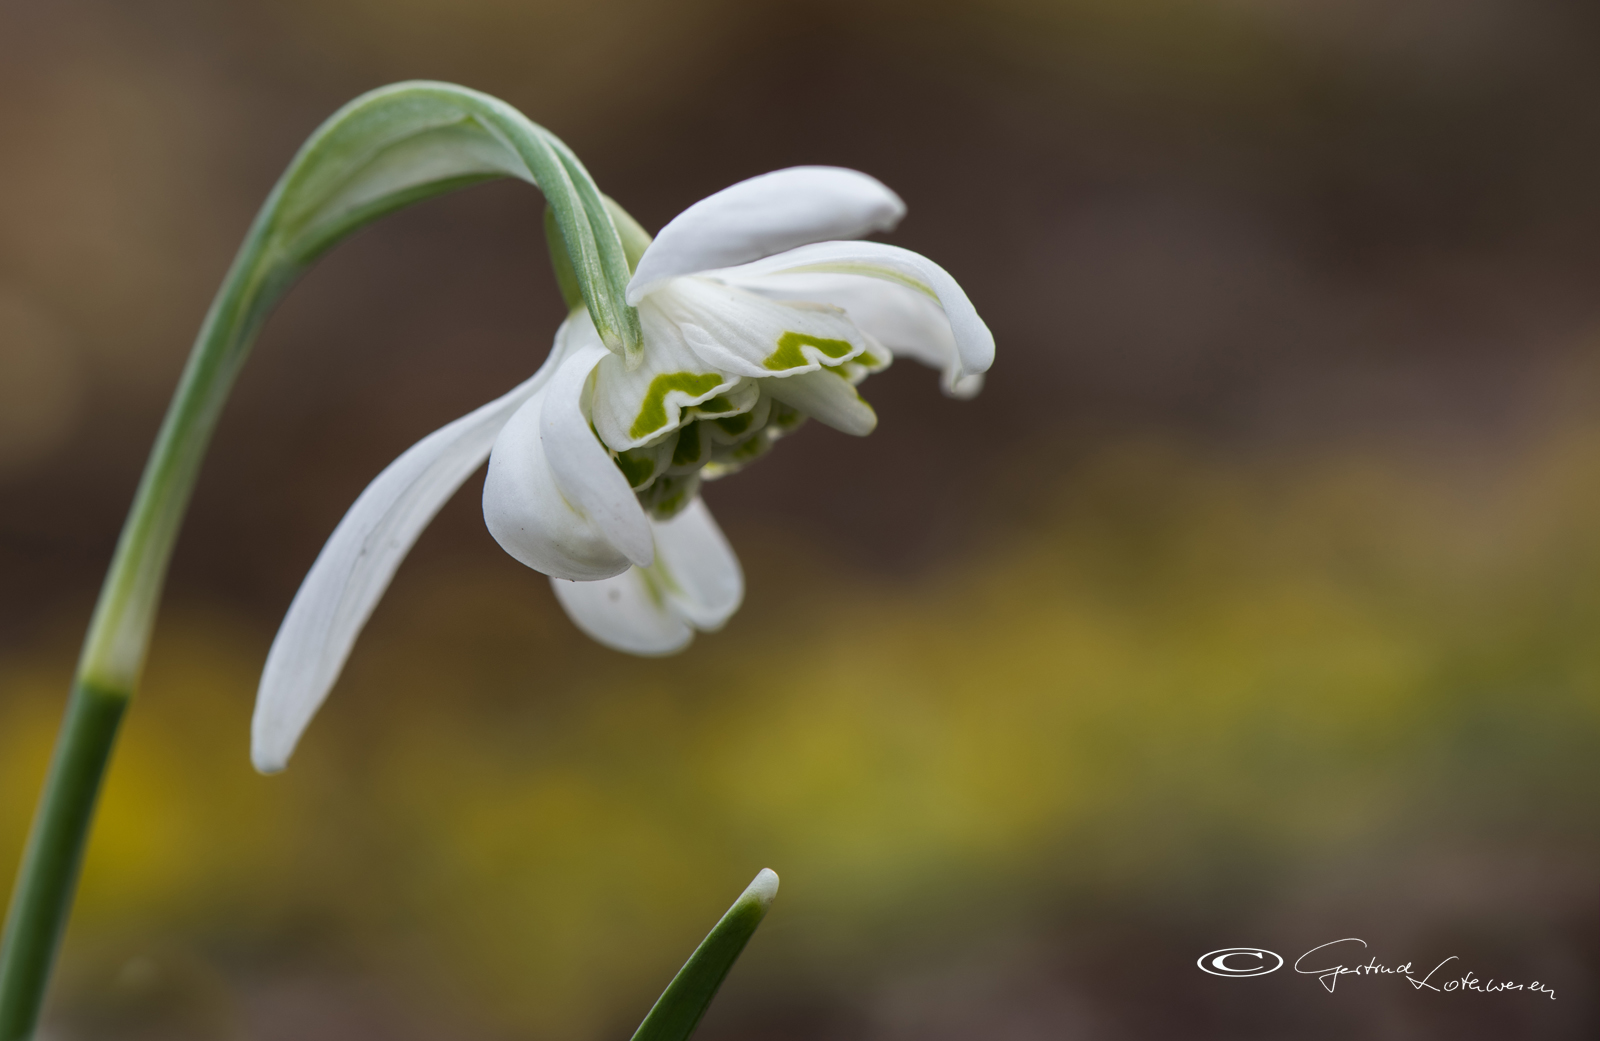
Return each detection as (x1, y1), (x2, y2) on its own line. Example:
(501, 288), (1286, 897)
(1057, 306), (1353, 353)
(0, 684), (124, 1041)
(0, 81), (637, 1041)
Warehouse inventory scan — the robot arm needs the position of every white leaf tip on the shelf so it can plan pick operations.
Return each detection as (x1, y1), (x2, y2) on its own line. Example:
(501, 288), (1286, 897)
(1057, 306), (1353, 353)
(743, 868), (780, 908)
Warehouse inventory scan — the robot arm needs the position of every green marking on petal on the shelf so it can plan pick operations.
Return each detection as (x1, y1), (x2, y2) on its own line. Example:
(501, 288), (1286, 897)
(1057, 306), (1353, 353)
(614, 449), (657, 489)
(767, 399), (806, 434)
(763, 331), (853, 371)
(698, 394), (736, 414)
(715, 411), (755, 437)
(630, 371), (725, 440)
(671, 422), (703, 467)
(636, 472), (699, 520)
(729, 436), (770, 463)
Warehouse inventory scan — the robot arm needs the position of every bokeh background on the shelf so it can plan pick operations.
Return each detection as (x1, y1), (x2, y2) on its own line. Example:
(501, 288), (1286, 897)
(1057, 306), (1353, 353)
(2, 0), (1597, 1037)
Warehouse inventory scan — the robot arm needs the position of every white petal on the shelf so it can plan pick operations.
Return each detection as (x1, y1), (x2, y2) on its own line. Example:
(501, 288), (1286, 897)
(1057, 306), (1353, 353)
(728, 272), (982, 398)
(761, 367), (877, 436)
(251, 336), (574, 774)
(483, 375), (636, 583)
(651, 497), (743, 630)
(551, 571), (692, 655)
(713, 241), (994, 385)
(549, 497), (743, 654)
(542, 342), (653, 566)
(627, 168), (905, 302)
(648, 277), (871, 380)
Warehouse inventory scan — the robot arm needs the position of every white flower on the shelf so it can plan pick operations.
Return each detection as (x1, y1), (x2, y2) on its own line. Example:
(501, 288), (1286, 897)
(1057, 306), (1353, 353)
(252, 167), (993, 772)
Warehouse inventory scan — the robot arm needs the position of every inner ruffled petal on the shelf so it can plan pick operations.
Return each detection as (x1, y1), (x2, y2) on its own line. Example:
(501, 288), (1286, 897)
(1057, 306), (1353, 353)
(700, 394), (807, 481)
(725, 271), (981, 395)
(704, 240), (994, 388)
(589, 306), (743, 451)
(647, 277), (873, 379)
(761, 366), (877, 437)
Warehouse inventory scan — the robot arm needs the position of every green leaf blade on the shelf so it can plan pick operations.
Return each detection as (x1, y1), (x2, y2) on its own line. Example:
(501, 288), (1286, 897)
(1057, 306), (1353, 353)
(631, 869), (779, 1041)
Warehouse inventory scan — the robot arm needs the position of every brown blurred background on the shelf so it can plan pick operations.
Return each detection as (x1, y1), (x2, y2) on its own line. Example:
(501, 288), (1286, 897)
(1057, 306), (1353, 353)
(1, 0), (1597, 1038)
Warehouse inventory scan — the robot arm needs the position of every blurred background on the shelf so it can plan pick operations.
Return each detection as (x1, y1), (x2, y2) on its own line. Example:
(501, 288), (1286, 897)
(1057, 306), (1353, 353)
(1, 0), (1597, 1037)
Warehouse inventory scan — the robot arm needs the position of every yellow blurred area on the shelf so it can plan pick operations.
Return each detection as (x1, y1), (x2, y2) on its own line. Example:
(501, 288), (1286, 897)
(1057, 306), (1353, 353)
(4, 420), (1596, 1037)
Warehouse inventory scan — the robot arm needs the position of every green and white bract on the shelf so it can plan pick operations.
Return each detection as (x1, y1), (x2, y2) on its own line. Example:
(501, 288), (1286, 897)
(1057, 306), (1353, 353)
(251, 166), (994, 773)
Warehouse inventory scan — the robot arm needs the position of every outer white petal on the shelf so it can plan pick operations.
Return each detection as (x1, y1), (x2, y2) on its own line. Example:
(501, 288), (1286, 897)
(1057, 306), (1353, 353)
(651, 497), (743, 630)
(542, 342), (654, 566)
(760, 367), (878, 436)
(626, 168), (905, 303)
(483, 369), (636, 583)
(728, 271), (984, 398)
(252, 346), (570, 774)
(551, 572), (691, 656)
(550, 497), (743, 654)
(712, 241), (994, 384)
(945, 371), (986, 397)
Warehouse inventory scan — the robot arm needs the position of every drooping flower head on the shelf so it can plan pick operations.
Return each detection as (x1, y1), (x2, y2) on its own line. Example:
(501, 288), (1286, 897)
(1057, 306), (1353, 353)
(252, 167), (993, 772)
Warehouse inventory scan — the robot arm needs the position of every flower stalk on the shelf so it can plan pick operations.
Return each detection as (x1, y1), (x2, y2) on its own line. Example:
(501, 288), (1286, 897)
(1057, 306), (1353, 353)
(0, 81), (636, 1041)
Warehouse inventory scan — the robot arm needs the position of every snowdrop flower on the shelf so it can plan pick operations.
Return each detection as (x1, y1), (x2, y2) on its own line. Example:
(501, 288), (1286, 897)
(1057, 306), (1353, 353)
(252, 166), (993, 772)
